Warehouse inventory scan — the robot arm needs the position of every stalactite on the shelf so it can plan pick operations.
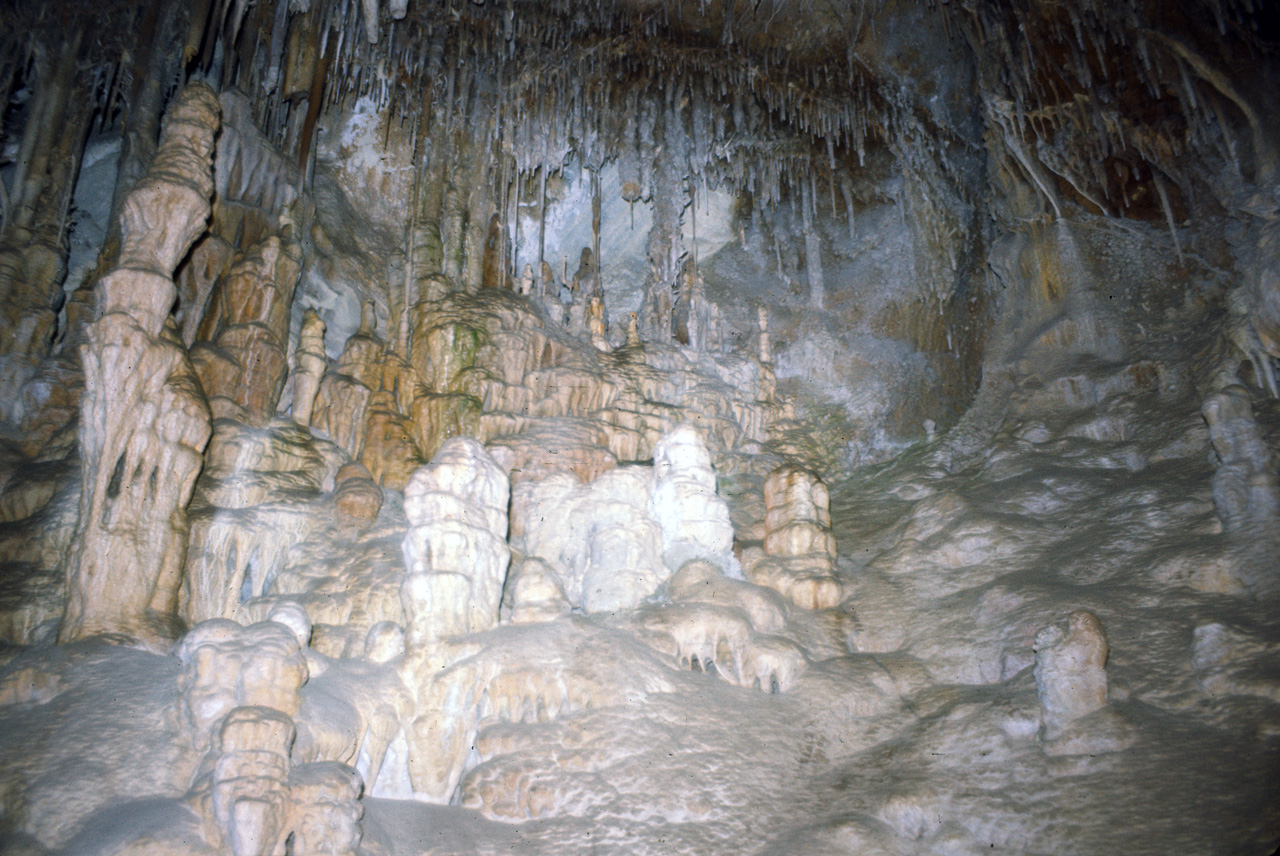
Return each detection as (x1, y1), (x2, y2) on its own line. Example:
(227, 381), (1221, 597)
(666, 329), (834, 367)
(0, 33), (93, 411)
(462, 132), (496, 293)
(591, 166), (602, 293)
(6, 44), (56, 234)
(1151, 169), (1183, 264)
(297, 25), (335, 189)
(413, 132), (448, 286)
(801, 174), (825, 310)
(537, 161), (548, 296)
(262, 0), (292, 94)
(441, 177), (467, 288)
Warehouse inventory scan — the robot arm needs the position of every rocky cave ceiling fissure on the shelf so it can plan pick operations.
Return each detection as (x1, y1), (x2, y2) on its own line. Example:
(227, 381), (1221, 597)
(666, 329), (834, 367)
(0, 1), (1278, 855)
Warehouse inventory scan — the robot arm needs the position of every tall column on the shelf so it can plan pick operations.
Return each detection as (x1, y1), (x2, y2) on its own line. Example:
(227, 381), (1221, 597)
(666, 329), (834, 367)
(60, 84), (221, 643)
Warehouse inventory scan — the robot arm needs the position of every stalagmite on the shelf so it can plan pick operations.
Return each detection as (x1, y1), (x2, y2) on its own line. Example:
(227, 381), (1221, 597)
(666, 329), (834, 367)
(400, 437), (510, 642)
(286, 763), (365, 856)
(516, 468), (666, 614)
(1033, 611), (1131, 754)
(587, 294), (608, 351)
(649, 426), (734, 574)
(176, 619), (309, 750)
(61, 83), (221, 644)
(744, 466), (841, 609)
(191, 230), (303, 424)
(1033, 611), (1109, 737)
(290, 309), (328, 427)
(757, 305), (771, 363)
(1202, 386), (1280, 594)
(202, 706), (297, 856)
(311, 302), (384, 458)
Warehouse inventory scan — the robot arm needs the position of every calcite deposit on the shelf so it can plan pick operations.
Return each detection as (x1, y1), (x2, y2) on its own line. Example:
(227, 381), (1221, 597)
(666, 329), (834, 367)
(61, 82), (219, 644)
(0, 1), (1278, 855)
(744, 465), (842, 609)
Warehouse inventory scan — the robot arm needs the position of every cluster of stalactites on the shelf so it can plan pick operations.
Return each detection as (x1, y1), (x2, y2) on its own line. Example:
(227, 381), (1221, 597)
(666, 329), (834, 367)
(193, 0), (899, 216)
(950, 0), (1275, 225)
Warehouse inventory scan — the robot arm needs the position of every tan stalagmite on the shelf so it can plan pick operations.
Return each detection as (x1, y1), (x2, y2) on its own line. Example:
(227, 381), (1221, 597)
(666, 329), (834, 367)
(745, 466), (842, 610)
(587, 295), (609, 351)
(311, 301), (424, 488)
(286, 762), (365, 856)
(311, 305), (382, 456)
(176, 619), (310, 752)
(332, 461), (383, 530)
(1033, 610), (1109, 736)
(60, 82), (220, 643)
(1032, 610), (1131, 754)
(291, 309), (328, 427)
(186, 705), (364, 856)
(196, 705), (297, 856)
(190, 228), (303, 423)
(757, 305), (771, 364)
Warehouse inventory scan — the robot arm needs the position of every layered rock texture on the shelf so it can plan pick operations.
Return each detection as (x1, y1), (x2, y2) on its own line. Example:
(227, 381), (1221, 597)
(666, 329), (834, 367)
(0, 1), (1278, 854)
(61, 83), (219, 644)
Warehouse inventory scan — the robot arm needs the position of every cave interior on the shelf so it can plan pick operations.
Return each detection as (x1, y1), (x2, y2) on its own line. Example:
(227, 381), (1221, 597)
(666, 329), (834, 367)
(0, 0), (1279, 854)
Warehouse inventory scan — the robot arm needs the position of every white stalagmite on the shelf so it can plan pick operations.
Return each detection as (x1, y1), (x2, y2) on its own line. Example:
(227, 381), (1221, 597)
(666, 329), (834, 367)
(400, 437), (511, 641)
(1033, 611), (1109, 739)
(649, 425), (735, 574)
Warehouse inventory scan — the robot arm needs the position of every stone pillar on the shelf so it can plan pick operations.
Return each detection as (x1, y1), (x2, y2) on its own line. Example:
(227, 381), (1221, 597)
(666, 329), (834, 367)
(399, 438), (510, 801)
(191, 230), (303, 423)
(290, 310), (328, 427)
(61, 83), (220, 643)
(743, 466), (842, 610)
(400, 437), (510, 643)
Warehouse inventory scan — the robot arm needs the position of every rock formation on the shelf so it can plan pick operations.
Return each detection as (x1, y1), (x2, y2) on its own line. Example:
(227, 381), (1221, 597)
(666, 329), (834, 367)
(1202, 386), (1280, 594)
(516, 467), (667, 615)
(190, 227), (303, 424)
(61, 83), (220, 643)
(1032, 611), (1132, 755)
(400, 437), (510, 641)
(649, 425), (734, 573)
(311, 302), (423, 490)
(200, 705), (298, 856)
(0, 1), (1278, 854)
(289, 310), (328, 428)
(744, 466), (842, 609)
(510, 426), (734, 617)
(176, 618), (309, 750)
